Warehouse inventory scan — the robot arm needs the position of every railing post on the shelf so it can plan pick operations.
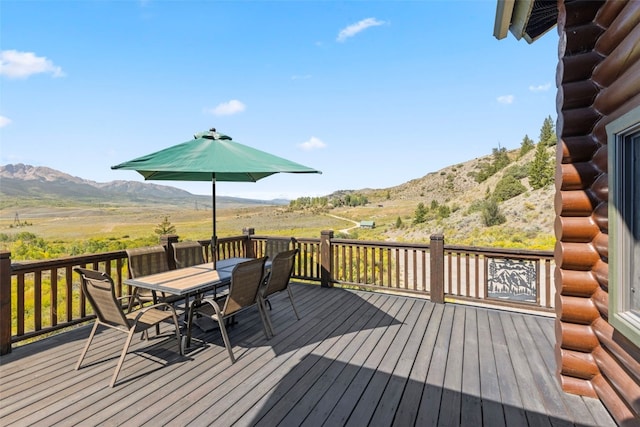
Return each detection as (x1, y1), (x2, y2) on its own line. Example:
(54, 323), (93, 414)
(430, 234), (445, 304)
(243, 228), (255, 258)
(0, 251), (12, 355)
(320, 230), (334, 288)
(160, 234), (179, 270)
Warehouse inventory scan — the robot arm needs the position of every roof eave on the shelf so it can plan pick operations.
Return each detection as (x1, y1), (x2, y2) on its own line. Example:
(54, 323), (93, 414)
(494, 0), (557, 44)
(494, 0), (516, 40)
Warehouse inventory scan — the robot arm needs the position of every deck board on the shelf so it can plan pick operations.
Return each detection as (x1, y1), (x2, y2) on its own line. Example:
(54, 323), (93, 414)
(415, 303), (454, 425)
(0, 283), (616, 427)
(460, 307), (483, 427)
(391, 302), (443, 427)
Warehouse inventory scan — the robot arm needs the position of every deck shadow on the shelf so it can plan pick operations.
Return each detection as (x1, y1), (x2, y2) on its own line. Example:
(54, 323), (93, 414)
(246, 354), (614, 427)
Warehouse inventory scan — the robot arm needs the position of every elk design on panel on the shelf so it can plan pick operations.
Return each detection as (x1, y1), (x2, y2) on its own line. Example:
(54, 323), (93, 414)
(487, 257), (537, 303)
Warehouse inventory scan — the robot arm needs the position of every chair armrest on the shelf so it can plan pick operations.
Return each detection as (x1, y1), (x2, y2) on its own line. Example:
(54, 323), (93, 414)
(130, 302), (179, 323)
(197, 297), (224, 318)
(118, 295), (143, 312)
(143, 302), (178, 313)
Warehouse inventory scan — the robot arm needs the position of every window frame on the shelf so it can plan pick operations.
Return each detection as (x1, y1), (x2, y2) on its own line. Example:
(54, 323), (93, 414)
(607, 107), (640, 347)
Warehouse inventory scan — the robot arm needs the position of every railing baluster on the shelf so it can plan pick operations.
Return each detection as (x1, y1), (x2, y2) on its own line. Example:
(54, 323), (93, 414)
(50, 268), (58, 327)
(17, 273), (25, 336)
(34, 271), (42, 332)
(545, 259), (552, 308)
(65, 266), (73, 323)
(386, 247), (392, 288)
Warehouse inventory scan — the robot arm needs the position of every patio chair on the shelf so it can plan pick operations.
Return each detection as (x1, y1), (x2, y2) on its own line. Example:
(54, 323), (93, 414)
(172, 241), (205, 269)
(74, 267), (182, 387)
(185, 257), (267, 363)
(262, 237), (295, 308)
(126, 245), (182, 306)
(258, 249), (299, 338)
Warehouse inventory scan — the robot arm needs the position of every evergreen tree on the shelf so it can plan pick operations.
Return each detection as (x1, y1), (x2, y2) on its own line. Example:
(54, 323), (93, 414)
(395, 216), (403, 228)
(528, 143), (555, 189)
(414, 202), (427, 224)
(539, 115), (557, 147)
(472, 145), (511, 183)
(519, 134), (535, 157)
(154, 216), (176, 236)
(492, 146), (511, 171)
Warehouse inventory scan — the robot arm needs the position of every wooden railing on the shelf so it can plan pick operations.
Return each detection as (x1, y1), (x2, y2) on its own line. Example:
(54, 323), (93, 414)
(0, 231), (554, 355)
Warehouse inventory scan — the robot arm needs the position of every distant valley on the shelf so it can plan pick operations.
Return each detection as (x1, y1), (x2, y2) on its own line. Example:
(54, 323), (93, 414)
(0, 142), (557, 250)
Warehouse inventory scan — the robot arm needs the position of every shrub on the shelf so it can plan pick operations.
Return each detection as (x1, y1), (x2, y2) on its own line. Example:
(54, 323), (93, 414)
(504, 164), (529, 180)
(437, 205), (451, 219)
(482, 199), (506, 227)
(493, 175), (527, 202)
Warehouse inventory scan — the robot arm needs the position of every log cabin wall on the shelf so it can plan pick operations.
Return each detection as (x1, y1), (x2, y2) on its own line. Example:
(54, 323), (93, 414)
(555, 0), (640, 423)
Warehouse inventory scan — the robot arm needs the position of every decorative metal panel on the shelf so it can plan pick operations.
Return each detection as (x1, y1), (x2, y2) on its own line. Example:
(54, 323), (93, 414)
(486, 257), (537, 303)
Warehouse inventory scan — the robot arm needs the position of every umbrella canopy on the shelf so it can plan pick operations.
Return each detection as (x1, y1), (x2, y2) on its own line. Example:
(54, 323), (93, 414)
(111, 129), (320, 181)
(111, 129), (321, 261)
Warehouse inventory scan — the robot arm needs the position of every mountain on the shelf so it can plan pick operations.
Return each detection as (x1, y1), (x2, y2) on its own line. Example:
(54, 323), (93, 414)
(0, 164), (288, 208)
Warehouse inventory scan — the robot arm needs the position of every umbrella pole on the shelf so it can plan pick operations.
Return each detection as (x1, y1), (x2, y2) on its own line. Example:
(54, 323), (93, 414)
(212, 174), (217, 269)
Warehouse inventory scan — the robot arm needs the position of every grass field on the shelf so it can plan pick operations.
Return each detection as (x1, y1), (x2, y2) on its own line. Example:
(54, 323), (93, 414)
(0, 204), (353, 255)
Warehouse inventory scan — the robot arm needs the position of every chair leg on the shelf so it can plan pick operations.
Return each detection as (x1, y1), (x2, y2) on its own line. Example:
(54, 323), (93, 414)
(216, 316), (235, 363)
(288, 287), (301, 320)
(257, 299), (273, 339)
(263, 299), (276, 338)
(110, 329), (135, 387)
(153, 292), (161, 336)
(169, 310), (183, 356)
(75, 321), (99, 370)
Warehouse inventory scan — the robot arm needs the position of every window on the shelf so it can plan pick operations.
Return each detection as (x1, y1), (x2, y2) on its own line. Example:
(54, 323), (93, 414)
(608, 108), (640, 347)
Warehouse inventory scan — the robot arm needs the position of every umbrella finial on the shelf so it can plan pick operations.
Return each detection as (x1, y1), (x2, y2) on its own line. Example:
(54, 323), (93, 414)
(198, 128), (232, 140)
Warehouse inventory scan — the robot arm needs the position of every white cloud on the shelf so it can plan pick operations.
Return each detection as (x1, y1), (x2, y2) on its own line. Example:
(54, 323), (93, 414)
(0, 115), (11, 128)
(209, 99), (246, 116)
(529, 82), (552, 92)
(299, 136), (327, 151)
(337, 18), (385, 42)
(497, 95), (515, 104)
(0, 50), (65, 79)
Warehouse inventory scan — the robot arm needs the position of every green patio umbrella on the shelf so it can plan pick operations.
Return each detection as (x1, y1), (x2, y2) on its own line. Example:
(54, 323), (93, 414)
(111, 128), (321, 262)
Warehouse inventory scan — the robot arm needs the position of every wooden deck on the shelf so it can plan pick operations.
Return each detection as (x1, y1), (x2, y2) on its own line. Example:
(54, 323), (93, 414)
(0, 284), (616, 426)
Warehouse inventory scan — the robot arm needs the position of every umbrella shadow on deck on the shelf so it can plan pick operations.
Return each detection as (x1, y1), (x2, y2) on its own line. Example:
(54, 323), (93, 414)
(186, 284), (404, 358)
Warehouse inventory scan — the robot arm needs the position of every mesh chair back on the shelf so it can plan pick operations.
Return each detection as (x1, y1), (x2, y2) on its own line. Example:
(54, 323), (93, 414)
(126, 246), (169, 278)
(224, 257), (267, 315)
(172, 241), (205, 269)
(75, 267), (129, 328)
(264, 237), (295, 260)
(263, 249), (297, 298)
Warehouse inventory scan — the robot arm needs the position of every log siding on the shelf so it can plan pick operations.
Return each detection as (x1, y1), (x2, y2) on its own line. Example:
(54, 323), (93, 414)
(556, 0), (640, 423)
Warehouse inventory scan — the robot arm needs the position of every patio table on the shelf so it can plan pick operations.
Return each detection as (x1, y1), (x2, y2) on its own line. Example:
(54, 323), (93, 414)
(123, 257), (255, 350)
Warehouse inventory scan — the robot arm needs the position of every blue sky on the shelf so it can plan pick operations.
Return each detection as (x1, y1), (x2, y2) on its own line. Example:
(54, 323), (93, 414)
(0, 0), (558, 200)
